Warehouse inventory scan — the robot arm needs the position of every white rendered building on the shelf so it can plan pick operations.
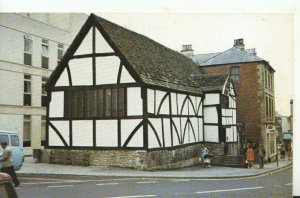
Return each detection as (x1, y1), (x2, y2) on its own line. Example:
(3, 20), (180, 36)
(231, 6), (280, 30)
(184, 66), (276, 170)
(0, 13), (88, 154)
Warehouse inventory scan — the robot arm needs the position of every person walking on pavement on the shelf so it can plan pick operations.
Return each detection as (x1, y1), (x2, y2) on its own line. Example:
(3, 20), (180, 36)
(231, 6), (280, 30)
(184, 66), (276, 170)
(246, 145), (255, 169)
(287, 146), (292, 161)
(0, 142), (20, 187)
(201, 145), (208, 167)
(280, 145), (286, 160)
(258, 144), (266, 169)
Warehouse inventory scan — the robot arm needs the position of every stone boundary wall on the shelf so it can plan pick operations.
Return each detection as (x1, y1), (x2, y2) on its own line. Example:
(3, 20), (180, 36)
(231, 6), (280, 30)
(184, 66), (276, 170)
(40, 143), (238, 170)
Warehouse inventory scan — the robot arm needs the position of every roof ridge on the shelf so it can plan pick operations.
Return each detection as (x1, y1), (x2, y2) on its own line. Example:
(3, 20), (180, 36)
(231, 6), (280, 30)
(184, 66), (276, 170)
(199, 47), (234, 65)
(194, 51), (221, 56)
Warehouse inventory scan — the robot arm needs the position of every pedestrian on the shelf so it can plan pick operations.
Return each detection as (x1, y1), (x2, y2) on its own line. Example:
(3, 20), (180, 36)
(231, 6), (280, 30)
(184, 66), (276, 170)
(0, 142), (20, 187)
(287, 146), (292, 161)
(280, 145), (286, 160)
(246, 145), (255, 169)
(258, 144), (266, 168)
(201, 145), (208, 167)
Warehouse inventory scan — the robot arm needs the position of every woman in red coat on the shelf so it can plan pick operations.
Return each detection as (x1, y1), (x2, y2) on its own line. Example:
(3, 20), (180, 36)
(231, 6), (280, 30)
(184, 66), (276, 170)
(246, 145), (255, 169)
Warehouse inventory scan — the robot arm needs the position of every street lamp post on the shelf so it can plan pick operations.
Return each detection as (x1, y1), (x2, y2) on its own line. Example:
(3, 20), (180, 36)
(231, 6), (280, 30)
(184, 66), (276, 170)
(276, 137), (279, 167)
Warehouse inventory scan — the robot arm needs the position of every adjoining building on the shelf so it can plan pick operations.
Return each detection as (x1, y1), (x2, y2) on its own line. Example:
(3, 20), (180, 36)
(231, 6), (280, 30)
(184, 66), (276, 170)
(0, 13), (88, 155)
(186, 38), (276, 161)
(44, 14), (238, 170)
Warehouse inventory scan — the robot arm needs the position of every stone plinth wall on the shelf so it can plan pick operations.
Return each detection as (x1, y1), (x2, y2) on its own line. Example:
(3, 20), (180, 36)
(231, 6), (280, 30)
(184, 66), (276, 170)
(41, 143), (237, 170)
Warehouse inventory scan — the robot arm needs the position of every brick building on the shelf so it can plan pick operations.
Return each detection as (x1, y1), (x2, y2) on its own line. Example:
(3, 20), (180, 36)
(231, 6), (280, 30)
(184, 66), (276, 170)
(188, 39), (276, 160)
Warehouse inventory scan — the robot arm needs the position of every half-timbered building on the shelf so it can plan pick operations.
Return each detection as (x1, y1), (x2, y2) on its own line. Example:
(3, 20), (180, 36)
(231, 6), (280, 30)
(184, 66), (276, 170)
(45, 14), (237, 169)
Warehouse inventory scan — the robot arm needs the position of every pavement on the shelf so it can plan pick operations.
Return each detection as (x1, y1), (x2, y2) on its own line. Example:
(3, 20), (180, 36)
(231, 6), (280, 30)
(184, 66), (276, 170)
(18, 157), (292, 178)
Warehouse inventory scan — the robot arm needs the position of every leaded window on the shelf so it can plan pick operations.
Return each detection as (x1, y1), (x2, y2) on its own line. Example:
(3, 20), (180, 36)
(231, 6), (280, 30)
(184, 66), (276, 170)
(65, 88), (126, 119)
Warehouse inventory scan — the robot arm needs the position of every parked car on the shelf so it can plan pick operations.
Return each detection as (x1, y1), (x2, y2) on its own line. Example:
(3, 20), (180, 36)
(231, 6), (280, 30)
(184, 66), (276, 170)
(0, 131), (24, 171)
(0, 172), (18, 198)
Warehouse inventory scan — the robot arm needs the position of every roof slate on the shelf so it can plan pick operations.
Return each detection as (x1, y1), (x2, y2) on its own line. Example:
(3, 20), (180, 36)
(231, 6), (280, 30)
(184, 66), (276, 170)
(193, 47), (264, 66)
(194, 74), (229, 92)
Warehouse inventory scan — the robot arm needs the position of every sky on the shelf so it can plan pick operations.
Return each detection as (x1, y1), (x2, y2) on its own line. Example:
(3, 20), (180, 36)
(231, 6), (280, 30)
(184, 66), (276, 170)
(97, 13), (293, 116)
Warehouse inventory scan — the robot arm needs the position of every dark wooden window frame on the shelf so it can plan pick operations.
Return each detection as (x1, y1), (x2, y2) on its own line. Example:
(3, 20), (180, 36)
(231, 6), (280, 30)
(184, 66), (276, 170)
(64, 87), (127, 119)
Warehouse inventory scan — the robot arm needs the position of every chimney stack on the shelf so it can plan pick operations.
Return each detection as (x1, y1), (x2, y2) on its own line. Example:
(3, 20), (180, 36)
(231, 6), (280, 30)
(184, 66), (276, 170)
(233, 38), (245, 50)
(245, 48), (257, 56)
(180, 44), (194, 56)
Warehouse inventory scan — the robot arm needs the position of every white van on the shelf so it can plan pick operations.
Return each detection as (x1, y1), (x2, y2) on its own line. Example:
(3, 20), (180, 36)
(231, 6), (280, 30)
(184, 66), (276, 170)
(0, 131), (24, 171)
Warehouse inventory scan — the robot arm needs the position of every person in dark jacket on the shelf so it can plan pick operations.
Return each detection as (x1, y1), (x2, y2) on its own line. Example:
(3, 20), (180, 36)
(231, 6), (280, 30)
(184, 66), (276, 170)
(258, 145), (266, 168)
(0, 142), (20, 187)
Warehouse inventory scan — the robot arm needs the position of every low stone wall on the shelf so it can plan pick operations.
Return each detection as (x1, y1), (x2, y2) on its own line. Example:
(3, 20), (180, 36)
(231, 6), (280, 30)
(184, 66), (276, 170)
(41, 143), (238, 170)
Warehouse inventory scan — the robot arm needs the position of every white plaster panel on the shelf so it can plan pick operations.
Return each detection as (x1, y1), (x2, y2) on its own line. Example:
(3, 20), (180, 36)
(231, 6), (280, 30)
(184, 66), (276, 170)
(170, 93), (178, 115)
(121, 119), (143, 147)
(181, 117), (189, 144)
(233, 110), (237, 124)
(120, 66), (136, 83)
(69, 58), (93, 85)
(204, 125), (219, 142)
(204, 107), (218, 123)
(189, 118), (198, 142)
(72, 120), (93, 147)
(96, 56), (120, 85)
(96, 120), (118, 147)
(172, 118), (181, 145)
(147, 89), (155, 114)
(222, 109), (226, 115)
(192, 96), (198, 116)
(74, 28), (92, 55)
(49, 92), (64, 117)
(204, 93), (220, 105)
(177, 93), (186, 115)
(158, 94), (169, 115)
(95, 30), (114, 53)
(55, 68), (69, 86)
(148, 118), (163, 148)
(197, 98), (203, 116)
(198, 118), (204, 142)
(181, 97), (190, 116)
(49, 121), (69, 146)
(163, 118), (172, 147)
(155, 90), (167, 114)
(127, 88), (142, 116)
(222, 117), (227, 125)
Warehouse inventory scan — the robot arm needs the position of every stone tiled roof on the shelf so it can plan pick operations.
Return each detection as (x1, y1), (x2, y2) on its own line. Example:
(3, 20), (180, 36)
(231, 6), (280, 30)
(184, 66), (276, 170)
(94, 15), (204, 95)
(193, 47), (264, 66)
(194, 74), (229, 92)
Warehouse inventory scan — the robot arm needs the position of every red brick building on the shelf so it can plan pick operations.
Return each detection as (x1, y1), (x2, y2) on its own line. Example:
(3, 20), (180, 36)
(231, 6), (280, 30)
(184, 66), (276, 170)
(186, 39), (276, 160)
